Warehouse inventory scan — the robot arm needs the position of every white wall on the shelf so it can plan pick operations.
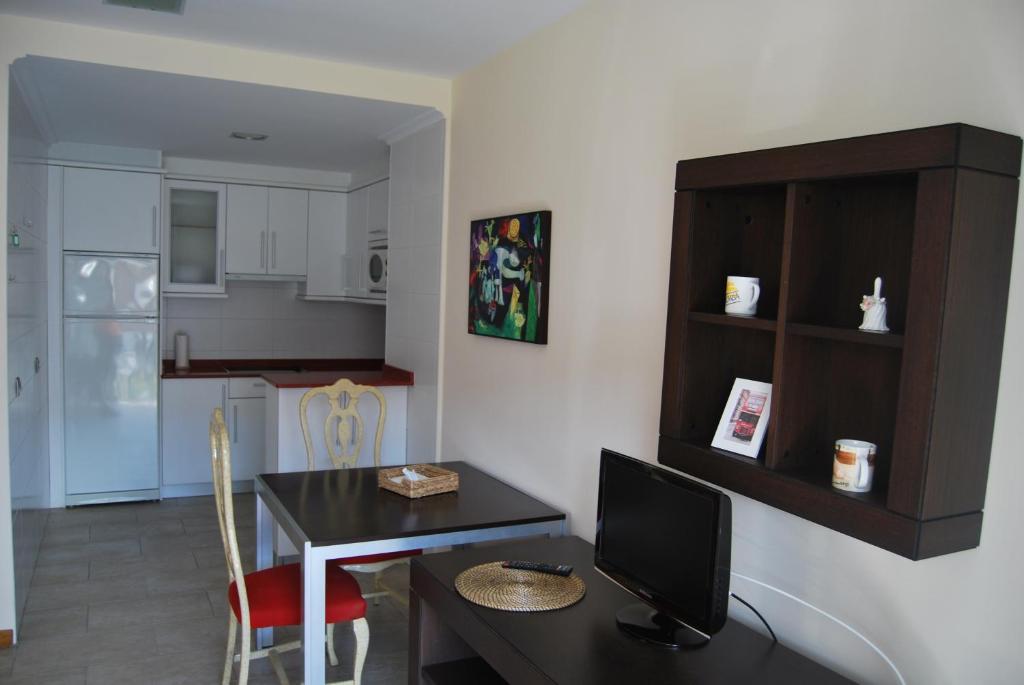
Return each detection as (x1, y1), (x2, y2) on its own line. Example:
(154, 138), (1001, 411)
(163, 281), (385, 360)
(442, 1), (1024, 683)
(0, 11), (452, 634)
(7, 71), (49, 636)
(386, 119), (445, 462)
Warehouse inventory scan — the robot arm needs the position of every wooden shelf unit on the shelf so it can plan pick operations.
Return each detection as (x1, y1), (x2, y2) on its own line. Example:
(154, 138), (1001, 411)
(659, 124), (1022, 559)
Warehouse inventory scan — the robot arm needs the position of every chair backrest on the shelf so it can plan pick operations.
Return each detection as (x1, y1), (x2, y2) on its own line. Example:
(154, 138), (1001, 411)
(210, 407), (250, 625)
(299, 378), (387, 471)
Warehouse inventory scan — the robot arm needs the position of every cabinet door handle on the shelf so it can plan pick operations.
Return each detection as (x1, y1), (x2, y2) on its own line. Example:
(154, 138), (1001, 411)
(260, 231), (266, 269)
(220, 248), (226, 284)
(221, 384), (227, 414)
(34, 357), (40, 374)
(13, 377), (21, 398)
(151, 206), (158, 247)
(271, 231), (277, 269)
(232, 404), (239, 444)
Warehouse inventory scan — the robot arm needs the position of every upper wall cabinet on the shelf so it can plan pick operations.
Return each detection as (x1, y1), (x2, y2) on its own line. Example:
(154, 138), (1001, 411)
(367, 179), (389, 239)
(225, 185), (308, 277)
(225, 184), (269, 275)
(63, 168), (161, 254)
(268, 188), (309, 276)
(162, 179), (226, 295)
(300, 191), (348, 299)
(658, 124), (1022, 559)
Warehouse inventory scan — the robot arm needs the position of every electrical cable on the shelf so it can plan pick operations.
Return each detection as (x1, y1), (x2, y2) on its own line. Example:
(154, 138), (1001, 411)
(730, 571), (907, 685)
(729, 592), (776, 642)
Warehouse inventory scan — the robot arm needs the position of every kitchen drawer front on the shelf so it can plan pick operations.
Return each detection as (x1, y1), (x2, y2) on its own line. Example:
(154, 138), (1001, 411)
(229, 376), (267, 399)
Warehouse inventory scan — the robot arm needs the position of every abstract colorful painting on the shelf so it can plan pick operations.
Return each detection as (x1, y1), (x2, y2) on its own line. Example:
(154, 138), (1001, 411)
(468, 211), (551, 344)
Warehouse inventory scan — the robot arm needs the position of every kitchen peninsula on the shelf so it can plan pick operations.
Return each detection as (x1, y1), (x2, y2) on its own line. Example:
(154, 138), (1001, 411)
(160, 358), (413, 499)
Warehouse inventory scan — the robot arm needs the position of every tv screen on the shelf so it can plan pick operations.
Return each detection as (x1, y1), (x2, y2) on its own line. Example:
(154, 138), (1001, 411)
(595, 449), (731, 642)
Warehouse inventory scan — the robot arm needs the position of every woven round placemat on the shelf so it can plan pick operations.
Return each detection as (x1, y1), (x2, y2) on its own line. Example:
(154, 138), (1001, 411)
(454, 562), (586, 612)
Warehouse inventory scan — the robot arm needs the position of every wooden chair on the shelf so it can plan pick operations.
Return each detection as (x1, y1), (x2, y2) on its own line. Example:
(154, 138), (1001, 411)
(299, 378), (421, 606)
(210, 407), (370, 685)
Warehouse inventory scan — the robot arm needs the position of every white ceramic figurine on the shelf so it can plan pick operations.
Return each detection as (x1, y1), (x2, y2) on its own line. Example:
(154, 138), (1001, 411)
(859, 276), (889, 333)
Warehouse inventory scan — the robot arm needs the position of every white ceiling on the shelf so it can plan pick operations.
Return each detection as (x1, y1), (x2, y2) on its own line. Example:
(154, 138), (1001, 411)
(14, 56), (434, 171)
(0, 0), (586, 77)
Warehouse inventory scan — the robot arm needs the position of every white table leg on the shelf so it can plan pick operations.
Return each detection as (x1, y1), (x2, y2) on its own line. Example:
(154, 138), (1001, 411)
(255, 492), (274, 649)
(303, 543), (327, 685)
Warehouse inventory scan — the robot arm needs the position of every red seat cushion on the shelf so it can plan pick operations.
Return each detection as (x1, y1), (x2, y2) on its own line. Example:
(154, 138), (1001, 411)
(331, 548), (423, 566)
(228, 562), (366, 629)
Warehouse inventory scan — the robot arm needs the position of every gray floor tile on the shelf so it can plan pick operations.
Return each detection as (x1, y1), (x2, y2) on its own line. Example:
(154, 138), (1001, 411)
(36, 538), (142, 565)
(46, 505), (139, 527)
(87, 591), (213, 629)
(41, 525), (90, 547)
(89, 519), (185, 543)
(24, 576), (149, 612)
(145, 563), (228, 596)
(17, 605), (88, 640)
(0, 667), (86, 685)
(12, 624), (156, 677)
(30, 562), (90, 587)
(89, 553), (198, 581)
(86, 650), (223, 685)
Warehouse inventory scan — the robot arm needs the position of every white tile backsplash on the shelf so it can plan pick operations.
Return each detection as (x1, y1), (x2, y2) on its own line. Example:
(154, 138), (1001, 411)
(163, 281), (385, 360)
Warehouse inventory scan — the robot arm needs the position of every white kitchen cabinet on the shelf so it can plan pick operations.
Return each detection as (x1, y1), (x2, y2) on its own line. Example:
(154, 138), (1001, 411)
(161, 378), (226, 488)
(301, 191), (348, 298)
(226, 398), (265, 482)
(345, 186), (368, 296)
(225, 184), (269, 275)
(268, 188), (309, 276)
(367, 179), (389, 239)
(63, 167), (161, 254)
(163, 180), (226, 294)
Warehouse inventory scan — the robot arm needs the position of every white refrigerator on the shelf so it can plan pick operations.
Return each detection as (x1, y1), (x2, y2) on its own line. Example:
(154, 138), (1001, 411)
(63, 252), (160, 505)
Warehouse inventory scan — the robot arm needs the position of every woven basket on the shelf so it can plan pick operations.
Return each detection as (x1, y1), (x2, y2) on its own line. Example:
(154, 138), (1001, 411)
(378, 464), (459, 498)
(455, 562), (586, 612)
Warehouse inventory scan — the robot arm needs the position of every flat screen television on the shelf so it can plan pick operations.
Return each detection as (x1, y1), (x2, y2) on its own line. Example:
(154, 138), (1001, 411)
(595, 449), (732, 648)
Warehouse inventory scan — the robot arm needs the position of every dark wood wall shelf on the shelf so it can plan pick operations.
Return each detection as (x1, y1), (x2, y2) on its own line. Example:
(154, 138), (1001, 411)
(660, 124), (1021, 559)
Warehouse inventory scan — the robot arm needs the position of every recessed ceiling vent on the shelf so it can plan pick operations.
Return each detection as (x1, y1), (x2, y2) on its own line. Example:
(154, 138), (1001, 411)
(103, 0), (186, 15)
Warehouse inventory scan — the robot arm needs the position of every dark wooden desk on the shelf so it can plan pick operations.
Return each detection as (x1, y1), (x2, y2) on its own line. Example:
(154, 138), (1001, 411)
(410, 536), (853, 684)
(254, 461), (566, 684)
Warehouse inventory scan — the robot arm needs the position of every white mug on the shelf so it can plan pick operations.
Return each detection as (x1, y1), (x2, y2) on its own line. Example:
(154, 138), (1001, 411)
(832, 440), (876, 493)
(725, 276), (760, 317)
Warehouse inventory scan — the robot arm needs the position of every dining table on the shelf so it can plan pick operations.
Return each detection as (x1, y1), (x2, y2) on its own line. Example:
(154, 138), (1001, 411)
(254, 460), (567, 684)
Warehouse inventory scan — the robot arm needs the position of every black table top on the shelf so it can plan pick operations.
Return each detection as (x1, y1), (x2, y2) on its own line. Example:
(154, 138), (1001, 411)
(256, 461), (565, 547)
(412, 536), (854, 685)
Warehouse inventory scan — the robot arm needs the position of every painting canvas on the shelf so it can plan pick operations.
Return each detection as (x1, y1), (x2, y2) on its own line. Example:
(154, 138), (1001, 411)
(468, 210), (551, 344)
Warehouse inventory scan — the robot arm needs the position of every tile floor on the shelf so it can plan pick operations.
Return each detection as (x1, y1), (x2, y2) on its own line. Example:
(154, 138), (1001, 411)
(1, 494), (410, 684)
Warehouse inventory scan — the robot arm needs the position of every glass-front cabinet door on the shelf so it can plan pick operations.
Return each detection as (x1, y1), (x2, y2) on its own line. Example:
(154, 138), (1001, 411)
(162, 179), (227, 295)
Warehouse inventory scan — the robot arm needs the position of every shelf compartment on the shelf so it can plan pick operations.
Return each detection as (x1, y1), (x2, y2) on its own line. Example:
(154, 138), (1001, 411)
(688, 185), (787, 319)
(677, 324), (774, 451)
(771, 334), (901, 499)
(688, 311), (777, 331)
(786, 322), (903, 348)
(657, 435), (981, 559)
(785, 174), (917, 334)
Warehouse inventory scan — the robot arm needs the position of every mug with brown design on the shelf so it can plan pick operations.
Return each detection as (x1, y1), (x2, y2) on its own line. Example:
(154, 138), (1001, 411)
(832, 439), (876, 493)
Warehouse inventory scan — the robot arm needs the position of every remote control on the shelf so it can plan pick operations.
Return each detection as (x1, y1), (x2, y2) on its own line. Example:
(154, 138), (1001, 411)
(501, 560), (573, 576)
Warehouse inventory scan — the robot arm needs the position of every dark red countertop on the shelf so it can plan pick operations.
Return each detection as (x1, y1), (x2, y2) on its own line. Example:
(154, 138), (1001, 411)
(161, 358), (414, 387)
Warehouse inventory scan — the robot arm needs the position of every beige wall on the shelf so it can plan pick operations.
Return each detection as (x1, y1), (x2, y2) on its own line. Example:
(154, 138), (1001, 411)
(442, 1), (1024, 682)
(0, 12), (451, 636)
